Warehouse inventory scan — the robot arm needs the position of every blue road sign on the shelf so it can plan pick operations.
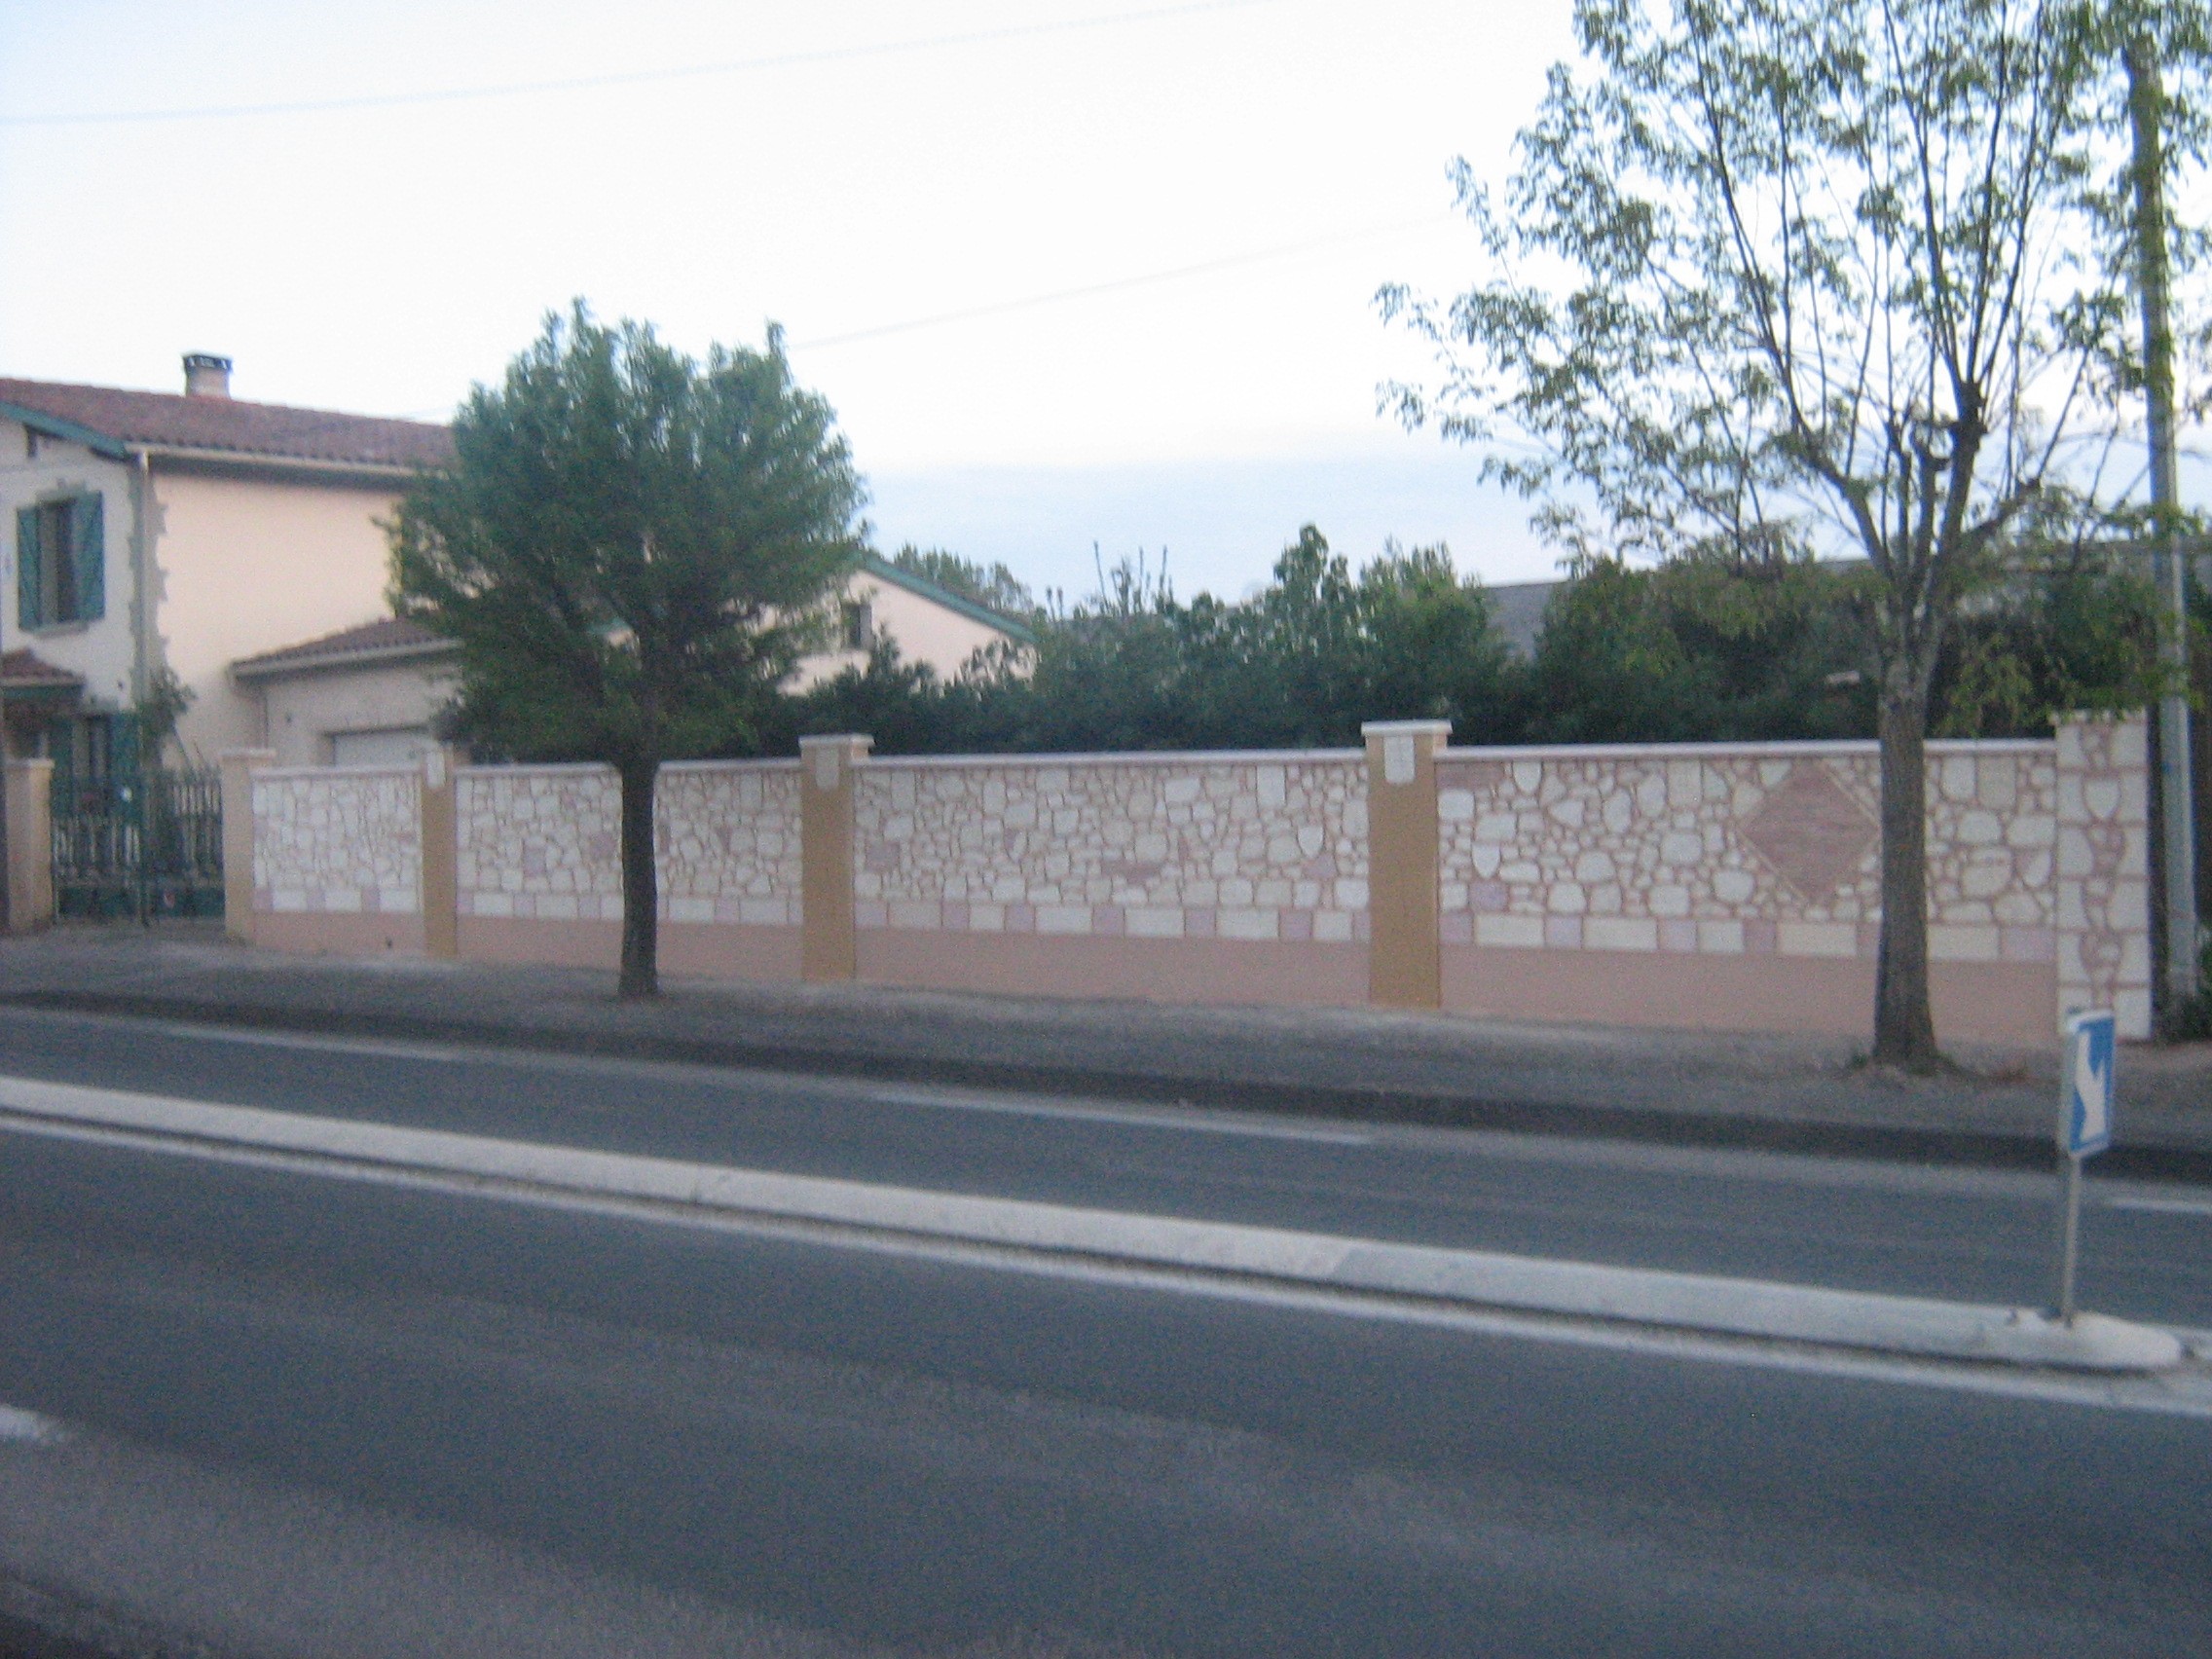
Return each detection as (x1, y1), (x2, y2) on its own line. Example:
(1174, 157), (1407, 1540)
(2060, 1009), (2116, 1159)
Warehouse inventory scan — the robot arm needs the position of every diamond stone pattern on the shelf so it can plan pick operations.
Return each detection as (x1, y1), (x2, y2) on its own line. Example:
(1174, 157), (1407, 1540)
(1738, 762), (1878, 903)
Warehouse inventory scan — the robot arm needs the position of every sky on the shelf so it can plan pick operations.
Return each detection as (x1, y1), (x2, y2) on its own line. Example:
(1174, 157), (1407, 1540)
(0, 0), (1582, 603)
(2, 1), (2198, 608)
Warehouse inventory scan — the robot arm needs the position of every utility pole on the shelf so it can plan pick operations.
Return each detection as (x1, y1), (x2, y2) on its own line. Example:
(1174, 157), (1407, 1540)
(2127, 33), (2202, 1020)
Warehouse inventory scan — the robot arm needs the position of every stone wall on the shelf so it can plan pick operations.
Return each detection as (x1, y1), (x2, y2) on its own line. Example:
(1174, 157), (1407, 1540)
(253, 766), (422, 915)
(659, 762), (805, 926)
(456, 764), (620, 922)
(2056, 718), (2152, 1035)
(455, 761), (802, 924)
(237, 718), (2150, 1042)
(1435, 740), (2056, 967)
(853, 754), (1368, 944)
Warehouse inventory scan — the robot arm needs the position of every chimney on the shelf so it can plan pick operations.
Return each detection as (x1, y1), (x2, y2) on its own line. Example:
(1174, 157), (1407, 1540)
(182, 352), (232, 398)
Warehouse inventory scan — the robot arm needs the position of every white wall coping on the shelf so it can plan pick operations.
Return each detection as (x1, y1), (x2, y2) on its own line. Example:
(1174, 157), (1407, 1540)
(453, 759), (801, 780)
(253, 764), (424, 781)
(661, 758), (803, 774)
(455, 762), (609, 778)
(857, 748), (1365, 771)
(265, 738), (2062, 785)
(1439, 737), (2055, 763)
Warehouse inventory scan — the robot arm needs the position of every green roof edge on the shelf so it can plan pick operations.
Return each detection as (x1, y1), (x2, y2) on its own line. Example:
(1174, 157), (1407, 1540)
(859, 553), (1038, 645)
(0, 398), (130, 461)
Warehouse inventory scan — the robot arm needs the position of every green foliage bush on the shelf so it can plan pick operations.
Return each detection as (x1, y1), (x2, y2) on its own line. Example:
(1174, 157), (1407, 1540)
(779, 529), (2166, 759)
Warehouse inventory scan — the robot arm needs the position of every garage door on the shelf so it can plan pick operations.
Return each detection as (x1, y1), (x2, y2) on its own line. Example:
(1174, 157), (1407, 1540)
(329, 727), (433, 767)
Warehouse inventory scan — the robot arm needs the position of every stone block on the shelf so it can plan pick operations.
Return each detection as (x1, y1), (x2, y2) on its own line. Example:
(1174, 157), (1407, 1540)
(1586, 917), (1658, 952)
(1476, 913), (1545, 947)
(1219, 908), (1278, 941)
(1778, 921), (1859, 958)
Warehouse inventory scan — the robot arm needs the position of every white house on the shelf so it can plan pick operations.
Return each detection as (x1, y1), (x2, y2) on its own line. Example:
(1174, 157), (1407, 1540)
(0, 355), (450, 793)
(3, 356), (1033, 775)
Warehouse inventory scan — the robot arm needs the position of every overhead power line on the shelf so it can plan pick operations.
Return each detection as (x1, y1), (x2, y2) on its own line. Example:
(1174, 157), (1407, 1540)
(793, 214), (1456, 350)
(1, 0), (1277, 129)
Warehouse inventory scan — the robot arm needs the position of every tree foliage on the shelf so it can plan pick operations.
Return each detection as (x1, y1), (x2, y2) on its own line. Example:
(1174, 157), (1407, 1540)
(791, 529), (1521, 755)
(1381, 0), (2204, 1066)
(791, 528), (2161, 760)
(390, 305), (865, 995)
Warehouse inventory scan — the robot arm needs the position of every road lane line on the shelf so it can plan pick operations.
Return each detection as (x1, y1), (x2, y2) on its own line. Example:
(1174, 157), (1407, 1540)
(2108, 1197), (2212, 1218)
(152, 1024), (465, 1064)
(865, 1086), (1374, 1144)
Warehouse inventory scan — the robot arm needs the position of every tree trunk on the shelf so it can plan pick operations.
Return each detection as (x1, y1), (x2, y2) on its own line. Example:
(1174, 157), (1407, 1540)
(616, 755), (660, 999)
(1872, 682), (1939, 1069)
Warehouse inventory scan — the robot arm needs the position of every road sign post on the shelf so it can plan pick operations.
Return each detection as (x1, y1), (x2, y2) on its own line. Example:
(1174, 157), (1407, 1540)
(2054, 1009), (2116, 1325)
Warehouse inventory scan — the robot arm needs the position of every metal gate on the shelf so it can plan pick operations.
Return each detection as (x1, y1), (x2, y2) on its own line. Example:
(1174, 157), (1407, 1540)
(52, 766), (225, 920)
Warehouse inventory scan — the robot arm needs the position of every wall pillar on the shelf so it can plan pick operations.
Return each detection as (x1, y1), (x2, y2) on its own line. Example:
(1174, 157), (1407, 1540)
(1363, 719), (1451, 1009)
(219, 748), (276, 943)
(4, 758), (55, 933)
(420, 748), (461, 960)
(2055, 713), (2153, 1037)
(800, 734), (871, 982)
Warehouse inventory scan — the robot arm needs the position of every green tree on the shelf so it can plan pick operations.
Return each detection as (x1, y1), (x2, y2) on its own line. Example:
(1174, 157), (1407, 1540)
(794, 528), (1519, 754)
(1383, 0), (2177, 1068)
(390, 306), (865, 997)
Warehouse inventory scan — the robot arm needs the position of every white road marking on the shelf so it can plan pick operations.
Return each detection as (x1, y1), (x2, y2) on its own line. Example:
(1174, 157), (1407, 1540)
(2108, 1196), (2212, 1218)
(866, 1087), (1375, 1144)
(154, 1023), (464, 1065)
(0, 1403), (67, 1444)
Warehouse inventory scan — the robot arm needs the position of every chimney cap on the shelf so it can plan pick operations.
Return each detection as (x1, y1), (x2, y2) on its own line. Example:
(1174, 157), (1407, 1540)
(182, 352), (233, 398)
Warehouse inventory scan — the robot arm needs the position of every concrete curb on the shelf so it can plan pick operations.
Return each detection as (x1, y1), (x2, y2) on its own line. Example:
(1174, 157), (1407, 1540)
(9, 986), (2212, 1187)
(0, 1074), (2188, 1377)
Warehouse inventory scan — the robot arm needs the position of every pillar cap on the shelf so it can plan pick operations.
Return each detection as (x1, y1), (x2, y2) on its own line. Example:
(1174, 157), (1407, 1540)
(798, 733), (874, 755)
(1360, 719), (1452, 739)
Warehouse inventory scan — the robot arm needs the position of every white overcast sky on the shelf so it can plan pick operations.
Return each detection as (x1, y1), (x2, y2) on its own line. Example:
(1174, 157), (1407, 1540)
(0, 0), (1582, 602)
(3, 1), (2195, 607)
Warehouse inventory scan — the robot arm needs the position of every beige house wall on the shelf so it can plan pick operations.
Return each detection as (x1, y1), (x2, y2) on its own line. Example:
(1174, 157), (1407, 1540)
(798, 569), (1017, 687)
(259, 655), (458, 765)
(152, 470), (402, 763)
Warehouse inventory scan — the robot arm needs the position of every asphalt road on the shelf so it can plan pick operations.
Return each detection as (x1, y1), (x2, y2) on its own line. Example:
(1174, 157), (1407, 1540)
(2, 1111), (2210, 1657)
(0, 1007), (2207, 1326)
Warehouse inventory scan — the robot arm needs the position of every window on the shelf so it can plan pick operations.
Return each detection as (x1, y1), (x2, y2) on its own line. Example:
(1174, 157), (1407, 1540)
(840, 599), (873, 652)
(17, 493), (104, 628)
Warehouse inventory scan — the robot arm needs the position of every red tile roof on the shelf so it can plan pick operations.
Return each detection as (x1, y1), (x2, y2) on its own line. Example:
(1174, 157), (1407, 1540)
(0, 376), (453, 470)
(232, 616), (455, 679)
(0, 648), (85, 690)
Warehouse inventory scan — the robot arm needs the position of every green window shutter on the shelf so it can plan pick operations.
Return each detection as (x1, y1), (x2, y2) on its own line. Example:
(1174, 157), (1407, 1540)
(16, 504), (40, 629)
(73, 494), (104, 620)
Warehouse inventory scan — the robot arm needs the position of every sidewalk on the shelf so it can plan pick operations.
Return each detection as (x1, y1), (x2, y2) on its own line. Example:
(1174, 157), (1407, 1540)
(2, 923), (2207, 1182)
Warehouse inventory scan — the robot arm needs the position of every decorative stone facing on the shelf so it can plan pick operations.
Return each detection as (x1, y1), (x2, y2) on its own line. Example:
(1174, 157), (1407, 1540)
(457, 766), (621, 922)
(2054, 717), (2152, 1037)
(456, 762), (803, 925)
(253, 769), (423, 915)
(1435, 743), (2057, 965)
(852, 756), (1371, 943)
(658, 762), (804, 927)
